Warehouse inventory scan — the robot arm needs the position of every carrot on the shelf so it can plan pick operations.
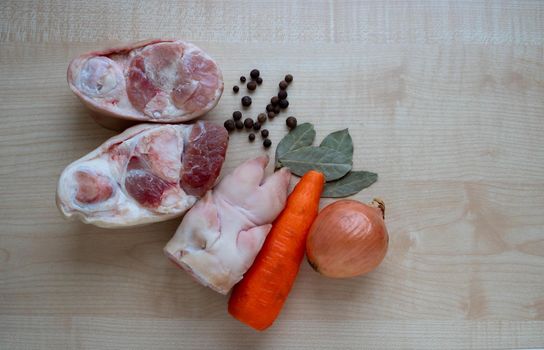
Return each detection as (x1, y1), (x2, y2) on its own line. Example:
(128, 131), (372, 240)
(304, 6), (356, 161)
(228, 170), (325, 331)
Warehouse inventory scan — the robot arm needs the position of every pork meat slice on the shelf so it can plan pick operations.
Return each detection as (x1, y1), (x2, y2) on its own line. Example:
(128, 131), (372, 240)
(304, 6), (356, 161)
(56, 121), (228, 228)
(164, 156), (291, 294)
(68, 39), (223, 129)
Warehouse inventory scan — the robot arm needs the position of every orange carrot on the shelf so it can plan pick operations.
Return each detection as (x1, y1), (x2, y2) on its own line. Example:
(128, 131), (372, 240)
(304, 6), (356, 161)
(228, 170), (325, 331)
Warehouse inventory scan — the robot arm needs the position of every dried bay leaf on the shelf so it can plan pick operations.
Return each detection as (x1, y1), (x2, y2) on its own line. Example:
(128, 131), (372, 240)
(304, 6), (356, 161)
(322, 171), (378, 198)
(275, 123), (315, 168)
(319, 128), (353, 161)
(279, 146), (352, 181)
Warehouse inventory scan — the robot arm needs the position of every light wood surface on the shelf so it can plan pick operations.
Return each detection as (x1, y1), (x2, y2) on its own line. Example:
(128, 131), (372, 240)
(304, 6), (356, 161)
(1, 1), (544, 349)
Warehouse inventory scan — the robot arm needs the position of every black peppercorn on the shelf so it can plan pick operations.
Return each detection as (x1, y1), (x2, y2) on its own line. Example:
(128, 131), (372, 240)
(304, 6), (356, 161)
(232, 111), (242, 120)
(247, 81), (257, 91)
(249, 133), (255, 142)
(285, 74), (293, 83)
(241, 96), (252, 107)
(278, 90), (287, 100)
(224, 119), (235, 132)
(286, 116), (297, 129)
(253, 122), (261, 131)
(266, 104), (273, 112)
(271, 96), (279, 106)
(240, 76), (246, 83)
(261, 129), (269, 138)
(263, 139), (272, 148)
(256, 77), (263, 85)
(250, 69), (260, 79)
(257, 113), (267, 124)
(244, 118), (254, 129)
(233, 85), (239, 93)
(279, 80), (288, 90)
(235, 120), (244, 130)
(274, 105), (281, 114)
(279, 99), (289, 109)
(267, 111), (276, 119)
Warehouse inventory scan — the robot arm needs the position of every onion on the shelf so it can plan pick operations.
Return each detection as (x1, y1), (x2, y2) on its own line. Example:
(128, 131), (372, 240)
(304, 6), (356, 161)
(306, 199), (388, 278)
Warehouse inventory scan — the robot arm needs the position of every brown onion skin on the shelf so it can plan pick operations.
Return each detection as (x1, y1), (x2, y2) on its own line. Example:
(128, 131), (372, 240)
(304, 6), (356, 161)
(306, 199), (388, 278)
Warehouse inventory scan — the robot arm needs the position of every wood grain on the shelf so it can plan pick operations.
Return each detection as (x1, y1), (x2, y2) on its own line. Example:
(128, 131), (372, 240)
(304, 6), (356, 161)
(1, 1), (544, 349)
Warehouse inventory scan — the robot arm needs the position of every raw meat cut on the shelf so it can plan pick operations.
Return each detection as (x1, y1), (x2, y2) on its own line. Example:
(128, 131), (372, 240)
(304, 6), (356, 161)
(164, 156), (291, 294)
(56, 121), (228, 228)
(67, 39), (223, 130)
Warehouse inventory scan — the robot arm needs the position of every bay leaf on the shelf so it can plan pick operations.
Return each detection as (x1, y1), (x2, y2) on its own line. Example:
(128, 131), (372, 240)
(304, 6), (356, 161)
(279, 146), (352, 181)
(319, 128), (353, 161)
(322, 171), (378, 198)
(275, 123), (316, 168)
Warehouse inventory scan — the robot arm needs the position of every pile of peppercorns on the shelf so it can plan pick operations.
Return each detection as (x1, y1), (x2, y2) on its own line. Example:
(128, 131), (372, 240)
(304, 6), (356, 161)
(224, 69), (297, 148)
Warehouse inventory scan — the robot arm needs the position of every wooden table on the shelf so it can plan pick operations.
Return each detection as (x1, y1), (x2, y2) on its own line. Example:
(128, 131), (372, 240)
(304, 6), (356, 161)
(1, 1), (543, 348)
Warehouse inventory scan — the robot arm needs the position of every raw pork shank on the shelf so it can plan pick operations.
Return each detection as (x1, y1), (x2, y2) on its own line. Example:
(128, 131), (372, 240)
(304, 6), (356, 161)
(164, 156), (291, 294)
(68, 39), (223, 130)
(56, 121), (228, 227)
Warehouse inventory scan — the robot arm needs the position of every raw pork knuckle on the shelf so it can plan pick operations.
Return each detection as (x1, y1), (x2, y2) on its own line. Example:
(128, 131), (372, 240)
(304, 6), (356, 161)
(164, 156), (291, 294)
(56, 121), (228, 227)
(68, 39), (223, 129)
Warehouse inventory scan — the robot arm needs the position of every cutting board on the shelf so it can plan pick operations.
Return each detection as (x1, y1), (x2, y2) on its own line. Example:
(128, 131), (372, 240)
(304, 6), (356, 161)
(1, 1), (543, 349)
